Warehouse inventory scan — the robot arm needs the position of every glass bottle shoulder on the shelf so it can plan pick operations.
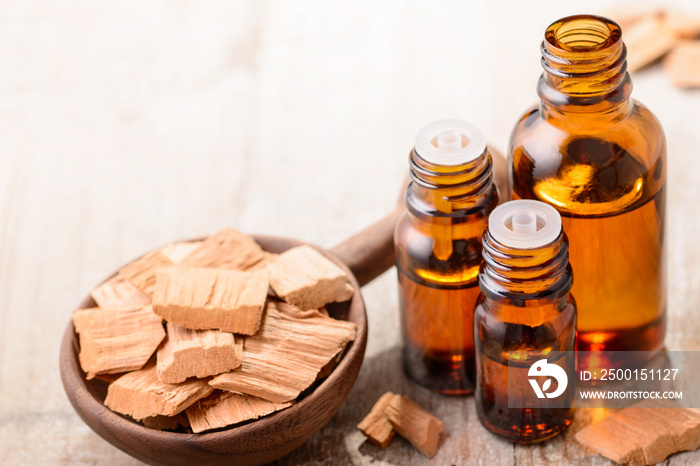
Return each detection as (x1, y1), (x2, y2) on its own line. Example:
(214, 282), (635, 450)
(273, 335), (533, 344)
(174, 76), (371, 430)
(394, 207), (490, 286)
(509, 102), (666, 216)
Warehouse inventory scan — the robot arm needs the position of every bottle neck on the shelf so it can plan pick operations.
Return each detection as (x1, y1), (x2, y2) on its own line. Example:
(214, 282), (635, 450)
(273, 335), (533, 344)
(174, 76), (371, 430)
(406, 147), (497, 225)
(538, 15), (633, 118)
(479, 229), (572, 302)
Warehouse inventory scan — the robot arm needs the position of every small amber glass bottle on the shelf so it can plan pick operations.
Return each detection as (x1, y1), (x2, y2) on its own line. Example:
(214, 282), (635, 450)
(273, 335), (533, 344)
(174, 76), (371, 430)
(509, 15), (666, 358)
(395, 120), (499, 395)
(475, 200), (576, 443)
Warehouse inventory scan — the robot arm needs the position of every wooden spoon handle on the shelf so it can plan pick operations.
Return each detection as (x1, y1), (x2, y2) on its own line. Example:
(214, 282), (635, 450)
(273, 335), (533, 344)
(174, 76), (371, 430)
(330, 206), (403, 287)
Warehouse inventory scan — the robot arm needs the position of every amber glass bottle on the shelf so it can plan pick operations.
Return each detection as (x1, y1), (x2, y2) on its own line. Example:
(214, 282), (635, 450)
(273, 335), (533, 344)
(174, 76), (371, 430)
(509, 15), (666, 359)
(475, 200), (576, 443)
(395, 120), (499, 395)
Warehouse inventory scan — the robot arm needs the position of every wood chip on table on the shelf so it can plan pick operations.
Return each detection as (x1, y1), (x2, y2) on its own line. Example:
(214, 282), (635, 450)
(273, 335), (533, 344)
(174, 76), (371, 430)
(104, 364), (214, 420)
(209, 301), (356, 403)
(575, 399), (700, 465)
(625, 13), (678, 72)
(605, 7), (664, 32)
(73, 305), (165, 379)
(357, 392), (397, 449)
(157, 322), (243, 384)
(91, 275), (151, 310)
(605, 8), (700, 40)
(385, 395), (444, 459)
(152, 267), (269, 335)
(185, 391), (292, 433)
(179, 228), (267, 271)
(666, 10), (700, 39)
(268, 245), (354, 310)
(158, 241), (203, 264)
(117, 250), (174, 296)
(665, 41), (700, 88)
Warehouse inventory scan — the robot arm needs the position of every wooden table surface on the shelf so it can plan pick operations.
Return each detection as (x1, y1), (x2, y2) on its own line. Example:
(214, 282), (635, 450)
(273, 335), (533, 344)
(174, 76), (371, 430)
(2, 0), (699, 464)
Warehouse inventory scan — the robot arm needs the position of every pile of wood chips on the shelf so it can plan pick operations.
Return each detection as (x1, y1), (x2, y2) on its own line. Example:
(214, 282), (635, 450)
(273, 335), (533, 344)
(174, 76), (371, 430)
(609, 6), (700, 87)
(358, 392), (445, 459)
(73, 228), (357, 433)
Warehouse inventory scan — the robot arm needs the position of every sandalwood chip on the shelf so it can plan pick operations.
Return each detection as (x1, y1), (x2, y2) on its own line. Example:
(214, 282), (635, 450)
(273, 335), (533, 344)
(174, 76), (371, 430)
(277, 305), (346, 380)
(666, 11), (700, 39)
(316, 351), (344, 381)
(575, 399), (700, 465)
(141, 412), (190, 431)
(625, 14), (678, 72)
(158, 241), (203, 264)
(157, 323), (243, 384)
(268, 245), (354, 310)
(104, 364), (214, 420)
(186, 391), (292, 433)
(605, 7), (664, 32)
(179, 228), (267, 271)
(665, 41), (700, 88)
(73, 306), (165, 379)
(117, 250), (174, 296)
(357, 392), (396, 449)
(385, 395), (444, 459)
(246, 251), (279, 272)
(607, 7), (700, 39)
(91, 275), (151, 310)
(210, 302), (356, 403)
(152, 267), (269, 335)
(95, 373), (123, 383)
(275, 306), (329, 320)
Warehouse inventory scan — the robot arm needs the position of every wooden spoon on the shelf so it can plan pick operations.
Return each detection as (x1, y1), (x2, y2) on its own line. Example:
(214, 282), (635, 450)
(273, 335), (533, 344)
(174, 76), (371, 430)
(59, 207), (402, 466)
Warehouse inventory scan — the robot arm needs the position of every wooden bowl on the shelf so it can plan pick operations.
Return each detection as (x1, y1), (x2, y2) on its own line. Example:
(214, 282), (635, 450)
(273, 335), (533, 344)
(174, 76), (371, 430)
(59, 235), (368, 465)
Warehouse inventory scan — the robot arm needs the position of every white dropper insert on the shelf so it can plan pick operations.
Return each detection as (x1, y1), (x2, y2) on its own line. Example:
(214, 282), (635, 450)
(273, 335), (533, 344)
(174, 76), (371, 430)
(415, 120), (486, 166)
(488, 200), (562, 249)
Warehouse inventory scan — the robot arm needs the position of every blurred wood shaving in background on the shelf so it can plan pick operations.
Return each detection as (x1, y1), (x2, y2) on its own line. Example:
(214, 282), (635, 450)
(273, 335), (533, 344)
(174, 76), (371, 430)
(606, 5), (700, 87)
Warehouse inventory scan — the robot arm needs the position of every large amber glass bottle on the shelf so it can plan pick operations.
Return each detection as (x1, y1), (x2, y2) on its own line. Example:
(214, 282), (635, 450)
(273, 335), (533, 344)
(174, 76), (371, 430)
(475, 200), (576, 443)
(509, 15), (666, 357)
(395, 120), (499, 395)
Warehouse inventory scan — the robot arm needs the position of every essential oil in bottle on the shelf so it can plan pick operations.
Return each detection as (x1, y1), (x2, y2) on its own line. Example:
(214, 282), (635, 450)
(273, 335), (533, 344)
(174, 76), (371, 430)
(395, 120), (499, 395)
(475, 200), (576, 443)
(509, 15), (666, 360)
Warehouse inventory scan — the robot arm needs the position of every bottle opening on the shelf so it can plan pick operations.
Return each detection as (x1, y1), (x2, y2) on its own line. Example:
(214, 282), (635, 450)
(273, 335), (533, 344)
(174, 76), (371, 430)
(433, 130), (468, 152)
(545, 15), (620, 54)
(510, 211), (538, 234)
(555, 18), (610, 50)
(539, 15), (628, 106)
(415, 120), (486, 166)
(488, 200), (562, 249)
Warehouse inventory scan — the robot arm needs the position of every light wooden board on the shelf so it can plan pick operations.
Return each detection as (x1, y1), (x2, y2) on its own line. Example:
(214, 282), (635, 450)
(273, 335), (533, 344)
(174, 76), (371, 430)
(1, 0), (700, 464)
